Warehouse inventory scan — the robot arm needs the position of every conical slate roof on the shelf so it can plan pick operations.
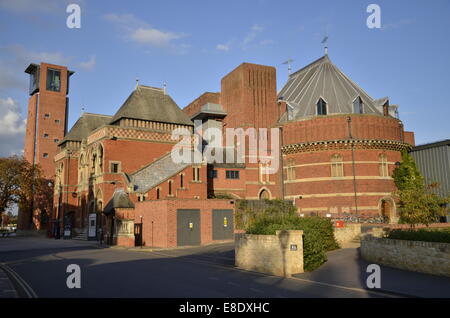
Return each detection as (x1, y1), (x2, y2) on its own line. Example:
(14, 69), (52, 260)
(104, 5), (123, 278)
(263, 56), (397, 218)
(278, 55), (383, 119)
(60, 113), (112, 145)
(110, 85), (193, 126)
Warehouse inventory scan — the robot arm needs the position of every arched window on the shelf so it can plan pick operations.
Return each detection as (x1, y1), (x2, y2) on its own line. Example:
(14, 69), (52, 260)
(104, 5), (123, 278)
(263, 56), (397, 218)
(317, 98), (327, 115)
(353, 96), (363, 114)
(379, 154), (389, 177)
(331, 154), (344, 177)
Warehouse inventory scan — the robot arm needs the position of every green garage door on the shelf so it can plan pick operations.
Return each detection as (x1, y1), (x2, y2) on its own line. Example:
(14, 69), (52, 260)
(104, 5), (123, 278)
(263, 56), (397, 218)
(177, 209), (201, 246)
(212, 209), (234, 240)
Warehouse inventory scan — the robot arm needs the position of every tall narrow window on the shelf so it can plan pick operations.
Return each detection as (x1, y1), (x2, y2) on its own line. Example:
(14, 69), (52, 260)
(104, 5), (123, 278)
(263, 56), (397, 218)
(168, 180), (173, 196)
(317, 98), (327, 115)
(331, 154), (344, 177)
(156, 188), (160, 200)
(193, 167), (200, 182)
(353, 97), (363, 114)
(379, 154), (389, 177)
(286, 159), (296, 181)
(180, 174), (184, 188)
(46, 68), (61, 92)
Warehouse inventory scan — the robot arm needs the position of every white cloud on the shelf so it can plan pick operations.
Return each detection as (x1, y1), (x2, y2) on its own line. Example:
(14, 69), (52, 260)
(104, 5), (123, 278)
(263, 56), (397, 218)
(0, 97), (26, 157)
(242, 24), (272, 50)
(104, 13), (188, 49)
(79, 55), (96, 71)
(0, 45), (73, 94)
(131, 28), (185, 47)
(216, 43), (231, 51)
(381, 19), (413, 31)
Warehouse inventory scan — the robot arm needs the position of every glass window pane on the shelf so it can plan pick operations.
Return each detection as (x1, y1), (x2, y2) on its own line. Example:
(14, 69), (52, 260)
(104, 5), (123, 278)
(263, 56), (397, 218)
(46, 69), (61, 92)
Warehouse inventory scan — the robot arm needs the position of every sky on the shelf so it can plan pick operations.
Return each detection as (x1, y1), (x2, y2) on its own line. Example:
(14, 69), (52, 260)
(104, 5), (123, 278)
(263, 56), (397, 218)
(0, 0), (449, 157)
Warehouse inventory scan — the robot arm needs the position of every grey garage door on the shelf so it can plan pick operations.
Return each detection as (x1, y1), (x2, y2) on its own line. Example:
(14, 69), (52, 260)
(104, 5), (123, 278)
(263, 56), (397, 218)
(212, 209), (234, 240)
(177, 209), (201, 246)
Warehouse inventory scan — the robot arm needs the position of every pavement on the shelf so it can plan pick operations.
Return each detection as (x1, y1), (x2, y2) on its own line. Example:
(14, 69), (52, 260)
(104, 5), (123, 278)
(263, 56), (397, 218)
(0, 236), (449, 298)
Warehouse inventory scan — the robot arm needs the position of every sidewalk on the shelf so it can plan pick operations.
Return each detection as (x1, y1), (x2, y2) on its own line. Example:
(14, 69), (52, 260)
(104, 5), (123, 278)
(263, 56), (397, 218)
(0, 266), (17, 298)
(293, 246), (450, 298)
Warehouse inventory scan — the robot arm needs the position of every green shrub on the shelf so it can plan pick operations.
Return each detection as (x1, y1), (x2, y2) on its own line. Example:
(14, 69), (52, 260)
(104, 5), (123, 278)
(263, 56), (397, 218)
(246, 215), (339, 271)
(386, 228), (450, 243)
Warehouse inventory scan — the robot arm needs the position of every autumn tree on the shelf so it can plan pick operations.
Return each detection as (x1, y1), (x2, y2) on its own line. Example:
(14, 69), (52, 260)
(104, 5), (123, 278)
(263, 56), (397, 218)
(0, 156), (49, 227)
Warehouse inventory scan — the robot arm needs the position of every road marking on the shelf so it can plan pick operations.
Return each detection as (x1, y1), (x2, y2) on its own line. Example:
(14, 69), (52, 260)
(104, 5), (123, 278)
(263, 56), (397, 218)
(289, 276), (400, 298)
(0, 263), (38, 298)
(143, 250), (400, 298)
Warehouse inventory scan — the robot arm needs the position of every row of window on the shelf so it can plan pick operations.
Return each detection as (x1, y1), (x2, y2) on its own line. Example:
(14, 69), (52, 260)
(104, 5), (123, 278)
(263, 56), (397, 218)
(285, 154), (390, 180)
(208, 169), (241, 180)
(314, 97), (364, 116)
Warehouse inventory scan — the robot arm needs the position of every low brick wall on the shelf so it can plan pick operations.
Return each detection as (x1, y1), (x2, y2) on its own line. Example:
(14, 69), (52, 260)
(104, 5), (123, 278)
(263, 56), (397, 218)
(333, 223), (361, 246)
(361, 236), (450, 277)
(235, 230), (303, 277)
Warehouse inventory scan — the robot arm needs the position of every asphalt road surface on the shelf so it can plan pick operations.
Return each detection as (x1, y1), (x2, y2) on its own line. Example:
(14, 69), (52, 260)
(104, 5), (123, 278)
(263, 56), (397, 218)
(0, 236), (397, 298)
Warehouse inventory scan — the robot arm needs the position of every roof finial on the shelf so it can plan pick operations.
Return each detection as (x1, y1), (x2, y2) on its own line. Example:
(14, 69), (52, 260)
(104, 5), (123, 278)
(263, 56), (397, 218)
(282, 58), (294, 75)
(321, 34), (329, 56)
(135, 77), (139, 89)
(163, 81), (167, 95)
(321, 25), (329, 56)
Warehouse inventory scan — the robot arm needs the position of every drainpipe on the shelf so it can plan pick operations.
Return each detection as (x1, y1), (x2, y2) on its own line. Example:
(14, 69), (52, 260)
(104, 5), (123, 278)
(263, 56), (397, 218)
(347, 117), (359, 218)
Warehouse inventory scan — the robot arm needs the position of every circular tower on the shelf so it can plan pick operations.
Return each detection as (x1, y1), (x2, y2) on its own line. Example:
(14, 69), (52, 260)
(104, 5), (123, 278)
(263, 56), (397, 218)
(278, 55), (414, 222)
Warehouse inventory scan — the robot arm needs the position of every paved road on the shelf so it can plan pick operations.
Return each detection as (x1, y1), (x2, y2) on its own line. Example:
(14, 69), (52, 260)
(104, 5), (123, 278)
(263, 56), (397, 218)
(293, 247), (450, 298)
(0, 237), (389, 298)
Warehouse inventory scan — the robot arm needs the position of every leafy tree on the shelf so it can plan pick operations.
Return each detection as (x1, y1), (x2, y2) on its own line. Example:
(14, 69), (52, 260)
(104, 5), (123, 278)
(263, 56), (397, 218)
(392, 151), (449, 228)
(392, 150), (423, 190)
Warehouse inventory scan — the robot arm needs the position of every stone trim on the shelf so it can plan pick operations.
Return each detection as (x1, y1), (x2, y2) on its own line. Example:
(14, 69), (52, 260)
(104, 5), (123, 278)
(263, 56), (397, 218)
(282, 139), (411, 155)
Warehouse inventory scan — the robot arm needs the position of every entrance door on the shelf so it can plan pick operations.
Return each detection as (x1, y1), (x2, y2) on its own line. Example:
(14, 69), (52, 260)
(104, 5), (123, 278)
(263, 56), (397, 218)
(134, 223), (143, 247)
(177, 209), (200, 246)
(381, 200), (391, 223)
(212, 209), (234, 240)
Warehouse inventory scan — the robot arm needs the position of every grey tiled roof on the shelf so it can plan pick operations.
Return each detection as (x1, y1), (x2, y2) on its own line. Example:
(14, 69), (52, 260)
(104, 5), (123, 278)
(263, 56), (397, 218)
(60, 113), (112, 144)
(104, 189), (135, 215)
(278, 55), (383, 120)
(130, 152), (190, 194)
(111, 85), (194, 126)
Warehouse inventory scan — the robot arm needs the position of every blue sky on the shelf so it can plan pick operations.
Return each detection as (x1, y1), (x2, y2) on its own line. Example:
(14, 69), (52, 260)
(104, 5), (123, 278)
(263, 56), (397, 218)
(0, 0), (449, 156)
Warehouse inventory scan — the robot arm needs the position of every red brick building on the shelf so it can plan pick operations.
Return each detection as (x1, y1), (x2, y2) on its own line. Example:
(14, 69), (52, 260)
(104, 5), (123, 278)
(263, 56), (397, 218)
(21, 53), (415, 245)
(18, 63), (74, 231)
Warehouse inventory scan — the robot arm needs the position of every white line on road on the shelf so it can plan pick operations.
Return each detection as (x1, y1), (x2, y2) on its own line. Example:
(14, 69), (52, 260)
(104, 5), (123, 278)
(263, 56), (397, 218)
(0, 263), (38, 298)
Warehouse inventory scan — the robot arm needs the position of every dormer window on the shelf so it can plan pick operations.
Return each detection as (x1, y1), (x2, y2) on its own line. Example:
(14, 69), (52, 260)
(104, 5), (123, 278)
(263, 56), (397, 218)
(317, 98), (327, 115)
(353, 97), (363, 114)
(287, 103), (294, 120)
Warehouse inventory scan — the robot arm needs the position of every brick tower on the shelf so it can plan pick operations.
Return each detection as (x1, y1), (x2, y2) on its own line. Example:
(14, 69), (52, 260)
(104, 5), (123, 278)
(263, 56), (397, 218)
(19, 62), (74, 230)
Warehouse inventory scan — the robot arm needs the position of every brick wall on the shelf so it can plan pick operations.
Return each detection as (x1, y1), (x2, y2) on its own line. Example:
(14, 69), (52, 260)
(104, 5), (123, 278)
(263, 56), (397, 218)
(132, 199), (235, 248)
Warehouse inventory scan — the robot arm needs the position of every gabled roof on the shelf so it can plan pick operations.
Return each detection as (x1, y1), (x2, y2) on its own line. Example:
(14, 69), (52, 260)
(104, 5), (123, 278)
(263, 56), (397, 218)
(103, 189), (135, 215)
(60, 113), (112, 145)
(130, 152), (190, 194)
(110, 85), (193, 126)
(278, 55), (383, 120)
